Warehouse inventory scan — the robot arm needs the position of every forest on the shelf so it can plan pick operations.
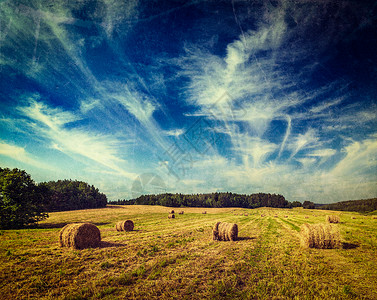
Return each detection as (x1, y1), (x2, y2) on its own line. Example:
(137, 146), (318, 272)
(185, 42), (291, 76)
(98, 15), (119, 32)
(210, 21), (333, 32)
(320, 198), (377, 213)
(111, 192), (292, 209)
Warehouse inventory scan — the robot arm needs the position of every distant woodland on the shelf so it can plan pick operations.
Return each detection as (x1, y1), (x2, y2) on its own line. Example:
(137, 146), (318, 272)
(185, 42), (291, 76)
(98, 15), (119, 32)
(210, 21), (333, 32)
(320, 198), (377, 213)
(111, 192), (292, 209)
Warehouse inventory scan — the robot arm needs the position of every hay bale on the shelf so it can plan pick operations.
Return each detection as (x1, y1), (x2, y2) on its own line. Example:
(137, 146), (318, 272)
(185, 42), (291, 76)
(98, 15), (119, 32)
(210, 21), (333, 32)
(373, 217), (377, 219)
(326, 215), (340, 223)
(213, 222), (238, 241)
(59, 223), (101, 250)
(115, 220), (134, 231)
(179, 211), (184, 215)
(261, 214), (265, 217)
(170, 210), (175, 214)
(168, 213), (175, 219)
(202, 211), (207, 214)
(244, 213), (248, 216)
(284, 216), (288, 218)
(301, 223), (341, 249)
(305, 216), (309, 219)
(351, 217), (356, 220)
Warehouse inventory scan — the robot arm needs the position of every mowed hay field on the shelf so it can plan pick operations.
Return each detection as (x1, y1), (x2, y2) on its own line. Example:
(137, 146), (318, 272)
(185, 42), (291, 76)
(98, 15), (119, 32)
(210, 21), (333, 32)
(1, 206), (377, 299)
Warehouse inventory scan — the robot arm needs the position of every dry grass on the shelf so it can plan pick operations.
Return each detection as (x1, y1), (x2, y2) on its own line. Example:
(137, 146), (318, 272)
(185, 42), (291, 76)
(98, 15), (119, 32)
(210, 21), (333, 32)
(59, 223), (101, 249)
(213, 221), (238, 241)
(115, 220), (134, 231)
(2, 206), (377, 300)
(326, 215), (340, 223)
(301, 223), (341, 249)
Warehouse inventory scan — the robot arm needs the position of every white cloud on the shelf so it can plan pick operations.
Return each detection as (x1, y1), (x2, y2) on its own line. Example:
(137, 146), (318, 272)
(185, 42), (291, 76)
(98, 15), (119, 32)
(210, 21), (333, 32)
(112, 86), (156, 124)
(288, 128), (319, 159)
(164, 129), (184, 137)
(309, 97), (343, 114)
(307, 149), (336, 157)
(330, 137), (377, 177)
(18, 98), (137, 179)
(80, 99), (101, 114)
(296, 157), (317, 168)
(0, 140), (52, 170)
(235, 136), (278, 168)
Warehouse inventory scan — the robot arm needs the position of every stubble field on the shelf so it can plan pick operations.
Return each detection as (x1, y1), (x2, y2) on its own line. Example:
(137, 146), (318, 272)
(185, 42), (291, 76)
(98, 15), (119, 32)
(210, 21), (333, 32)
(1, 205), (377, 299)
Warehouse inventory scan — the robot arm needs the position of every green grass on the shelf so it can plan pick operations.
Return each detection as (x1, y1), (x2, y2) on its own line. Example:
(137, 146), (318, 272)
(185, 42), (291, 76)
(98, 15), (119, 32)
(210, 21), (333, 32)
(0, 206), (377, 299)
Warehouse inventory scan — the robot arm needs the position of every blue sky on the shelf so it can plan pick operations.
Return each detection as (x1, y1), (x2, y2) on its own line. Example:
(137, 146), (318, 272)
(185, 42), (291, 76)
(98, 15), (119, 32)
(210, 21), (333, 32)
(1, 0), (376, 203)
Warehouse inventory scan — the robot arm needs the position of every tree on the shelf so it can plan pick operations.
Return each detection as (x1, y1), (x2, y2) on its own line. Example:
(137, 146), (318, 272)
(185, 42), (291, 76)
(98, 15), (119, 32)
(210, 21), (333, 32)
(292, 201), (302, 207)
(0, 168), (48, 229)
(42, 179), (107, 211)
(303, 201), (315, 209)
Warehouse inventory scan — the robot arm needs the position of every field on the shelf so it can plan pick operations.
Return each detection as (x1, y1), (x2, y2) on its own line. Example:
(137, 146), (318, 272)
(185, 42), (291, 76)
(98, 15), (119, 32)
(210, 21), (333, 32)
(1, 206), (377, 300)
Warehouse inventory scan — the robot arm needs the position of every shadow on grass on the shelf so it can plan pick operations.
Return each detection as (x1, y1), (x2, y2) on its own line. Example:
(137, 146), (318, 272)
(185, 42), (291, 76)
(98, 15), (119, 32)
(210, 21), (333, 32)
(99, 241), (127, 248)
(342, 242), (359, 249)
(237, 236), (256, 241)
(106, 205), (127, 209)
(38, 222), (110, 229)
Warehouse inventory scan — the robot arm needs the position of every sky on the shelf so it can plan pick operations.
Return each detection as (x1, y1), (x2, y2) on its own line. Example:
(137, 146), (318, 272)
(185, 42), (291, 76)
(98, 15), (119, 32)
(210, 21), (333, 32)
(0, 0), (376, 203)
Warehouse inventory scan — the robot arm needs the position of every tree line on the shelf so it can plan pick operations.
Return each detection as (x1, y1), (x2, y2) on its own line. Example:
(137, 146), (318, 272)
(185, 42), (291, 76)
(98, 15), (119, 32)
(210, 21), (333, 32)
(320, 198), (377, 213)
(0, 168), (107, 229)
(111, 192), (292, 209)
(41, 180), (107, 212)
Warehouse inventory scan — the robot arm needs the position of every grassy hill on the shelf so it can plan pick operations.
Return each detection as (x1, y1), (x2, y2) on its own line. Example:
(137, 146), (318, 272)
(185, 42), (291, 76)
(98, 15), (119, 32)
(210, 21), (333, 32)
(1, 206), (377, 299)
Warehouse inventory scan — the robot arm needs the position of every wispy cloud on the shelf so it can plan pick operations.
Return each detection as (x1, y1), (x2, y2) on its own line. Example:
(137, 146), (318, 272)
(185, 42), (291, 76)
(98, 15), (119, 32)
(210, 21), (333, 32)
(0, 140), (52, 170)
(308, 97), (344, 114)
(288, 128), (320, 159)
(18, 97), (137, 179)
(164, 129), (184, 137)
(331, 136), (377, 177)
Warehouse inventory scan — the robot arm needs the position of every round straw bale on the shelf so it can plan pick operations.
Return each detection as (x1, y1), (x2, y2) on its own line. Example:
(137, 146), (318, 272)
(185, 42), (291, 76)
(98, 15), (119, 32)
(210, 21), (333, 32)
(202, 211), (207, 214)
(326, 215), (340, 223)
(179, 211), (184, 214)
(59, 223), (101, 250)
(213, 222), (238, 241)
(168, 213), (175, 219)
(170, 210), (175, 214)
(116, 220), (134, 231)
(300, 223), (341, 249)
